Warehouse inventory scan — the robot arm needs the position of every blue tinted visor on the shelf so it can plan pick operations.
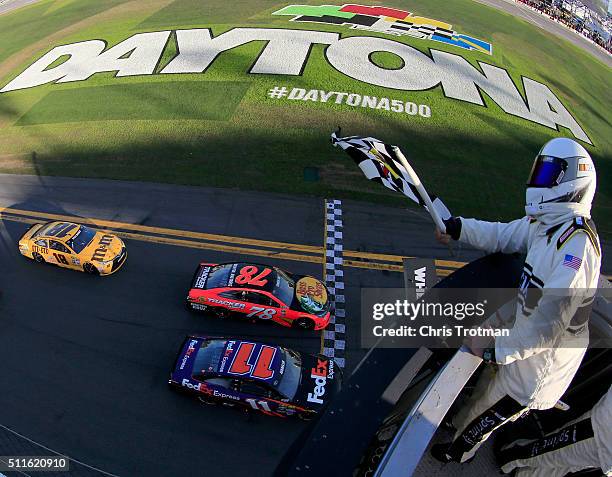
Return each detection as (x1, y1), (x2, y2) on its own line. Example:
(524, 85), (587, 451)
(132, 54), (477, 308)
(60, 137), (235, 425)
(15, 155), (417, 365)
(527, 156), (568, 188)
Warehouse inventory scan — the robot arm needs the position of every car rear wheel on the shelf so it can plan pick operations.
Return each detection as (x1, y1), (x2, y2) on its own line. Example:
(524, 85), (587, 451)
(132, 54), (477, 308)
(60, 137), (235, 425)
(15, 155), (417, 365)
(198, 396), (217, 406)
(83, 263), (99, 275)
(215, 308), (231, 320)
(294, 317), (315, 330)
(186, 301), (206, 313)
(298, 411), (316, 421)
(33, 252), (45, 263)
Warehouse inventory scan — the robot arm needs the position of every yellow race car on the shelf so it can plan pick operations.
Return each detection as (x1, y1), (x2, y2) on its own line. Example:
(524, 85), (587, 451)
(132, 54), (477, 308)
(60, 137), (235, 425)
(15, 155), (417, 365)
(18, 221), (127, 276)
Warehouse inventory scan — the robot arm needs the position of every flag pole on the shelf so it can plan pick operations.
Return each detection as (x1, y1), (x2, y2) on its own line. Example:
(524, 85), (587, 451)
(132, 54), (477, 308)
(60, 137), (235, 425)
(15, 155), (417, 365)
(392, 146), (447, 234)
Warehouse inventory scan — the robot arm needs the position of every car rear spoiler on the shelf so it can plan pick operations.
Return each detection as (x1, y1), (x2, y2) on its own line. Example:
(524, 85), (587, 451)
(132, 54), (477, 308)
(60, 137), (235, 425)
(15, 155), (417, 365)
(171, 336), (193, 376)
(170, 335), (212, 378)
(190, 263), (214, 290)
(21, 223), (44, 241)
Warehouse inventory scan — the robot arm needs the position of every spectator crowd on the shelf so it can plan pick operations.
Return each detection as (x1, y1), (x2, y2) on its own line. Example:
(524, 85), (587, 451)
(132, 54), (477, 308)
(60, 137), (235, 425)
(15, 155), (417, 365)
(514, 0), (612, 53)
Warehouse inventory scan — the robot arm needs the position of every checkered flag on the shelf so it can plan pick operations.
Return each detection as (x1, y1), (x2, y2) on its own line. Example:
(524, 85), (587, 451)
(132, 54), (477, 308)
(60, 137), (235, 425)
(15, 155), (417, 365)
(331, 131), (452, 221)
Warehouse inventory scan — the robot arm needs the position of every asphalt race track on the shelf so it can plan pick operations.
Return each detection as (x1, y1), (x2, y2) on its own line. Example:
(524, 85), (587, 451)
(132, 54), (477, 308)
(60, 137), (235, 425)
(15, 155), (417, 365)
(0, 175), (608, 476)
(0, 174), (474, 476)
(0, 0), (610, 474)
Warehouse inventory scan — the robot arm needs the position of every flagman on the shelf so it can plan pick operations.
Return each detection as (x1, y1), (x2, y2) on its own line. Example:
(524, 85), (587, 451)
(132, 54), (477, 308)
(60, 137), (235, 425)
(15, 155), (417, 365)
(498, 384), (611, 477)
(431, 138), (602, 464)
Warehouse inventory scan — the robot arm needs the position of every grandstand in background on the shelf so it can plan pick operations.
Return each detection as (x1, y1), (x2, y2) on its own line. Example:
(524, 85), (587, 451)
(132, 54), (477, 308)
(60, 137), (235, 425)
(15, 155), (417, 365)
(516, 0), (612, 52)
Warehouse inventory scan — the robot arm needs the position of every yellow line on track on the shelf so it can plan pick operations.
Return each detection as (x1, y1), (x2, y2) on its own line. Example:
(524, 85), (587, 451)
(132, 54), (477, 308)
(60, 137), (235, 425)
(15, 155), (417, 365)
(0, 213), (320, 263)
(343, 250), (467, 269)
(0, 207), (322, 254)
(0, 207), (465, 275)
(343, 259), (404, 272)
(108, 230), (325, 264)
(0, 214), (35, 226)
(2, 209), (609, 280)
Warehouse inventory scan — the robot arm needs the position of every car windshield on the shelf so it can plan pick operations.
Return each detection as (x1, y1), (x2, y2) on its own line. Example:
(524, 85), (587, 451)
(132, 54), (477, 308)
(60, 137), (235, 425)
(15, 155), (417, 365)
(205, 264), (233, 289)
(274, 349), (301, 399)
(271, 269), (295, 305)
(192, 339), (227, 376)
(66, 226), (97, 254)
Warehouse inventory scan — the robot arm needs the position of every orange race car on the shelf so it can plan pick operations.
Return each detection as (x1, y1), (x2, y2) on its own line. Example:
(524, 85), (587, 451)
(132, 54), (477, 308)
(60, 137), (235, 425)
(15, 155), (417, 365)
(186, 262), (331, 330)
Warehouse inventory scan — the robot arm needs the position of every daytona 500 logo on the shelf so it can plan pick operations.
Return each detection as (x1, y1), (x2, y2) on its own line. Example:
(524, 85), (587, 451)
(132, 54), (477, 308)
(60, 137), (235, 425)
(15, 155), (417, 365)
(0, 26), (590, 144)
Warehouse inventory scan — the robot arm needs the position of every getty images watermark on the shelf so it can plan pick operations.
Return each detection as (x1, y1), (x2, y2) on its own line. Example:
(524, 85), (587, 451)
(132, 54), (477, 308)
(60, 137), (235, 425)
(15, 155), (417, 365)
(361, 287), (612, 349)
(372, 298), (493, 337)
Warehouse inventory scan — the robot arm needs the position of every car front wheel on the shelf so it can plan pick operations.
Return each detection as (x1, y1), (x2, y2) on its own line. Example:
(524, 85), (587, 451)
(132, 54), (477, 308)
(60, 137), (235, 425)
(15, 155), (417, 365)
(215, 308), (231, 320)
(83, 263), (99, 275)
(294, 317), (315, 330)
(33, 252), (45, 263)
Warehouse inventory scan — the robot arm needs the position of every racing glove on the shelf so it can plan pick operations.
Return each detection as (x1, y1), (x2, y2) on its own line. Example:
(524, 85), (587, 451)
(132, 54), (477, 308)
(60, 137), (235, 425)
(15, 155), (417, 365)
(442, 217), (462, 241)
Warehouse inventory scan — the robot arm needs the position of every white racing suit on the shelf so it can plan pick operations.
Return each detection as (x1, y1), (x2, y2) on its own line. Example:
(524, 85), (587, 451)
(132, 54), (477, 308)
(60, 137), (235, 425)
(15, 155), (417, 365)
(500, 385), (612, 476)
(446, 214), (601, 463)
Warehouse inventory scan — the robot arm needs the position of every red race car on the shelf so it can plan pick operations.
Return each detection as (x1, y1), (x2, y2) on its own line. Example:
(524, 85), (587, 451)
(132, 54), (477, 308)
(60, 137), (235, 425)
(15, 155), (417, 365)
(186, 262), (331, 330)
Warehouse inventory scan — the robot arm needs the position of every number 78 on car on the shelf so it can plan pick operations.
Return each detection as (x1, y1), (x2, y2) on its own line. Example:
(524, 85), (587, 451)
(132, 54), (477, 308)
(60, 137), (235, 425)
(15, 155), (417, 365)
(187, 262), (331, 330)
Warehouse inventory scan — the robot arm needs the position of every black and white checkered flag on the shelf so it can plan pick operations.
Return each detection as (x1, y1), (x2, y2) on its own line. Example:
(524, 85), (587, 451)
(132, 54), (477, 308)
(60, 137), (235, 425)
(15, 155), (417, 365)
(331, 131), (452, 221)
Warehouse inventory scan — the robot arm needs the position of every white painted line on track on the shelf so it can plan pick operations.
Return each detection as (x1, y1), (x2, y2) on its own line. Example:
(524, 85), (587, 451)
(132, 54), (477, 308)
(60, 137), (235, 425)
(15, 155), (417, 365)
(0, 424), (120, 477)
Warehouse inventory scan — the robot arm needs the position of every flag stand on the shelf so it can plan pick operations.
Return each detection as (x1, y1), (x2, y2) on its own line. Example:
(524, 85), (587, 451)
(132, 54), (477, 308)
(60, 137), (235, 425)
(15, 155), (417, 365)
(391, 147), (446, 233)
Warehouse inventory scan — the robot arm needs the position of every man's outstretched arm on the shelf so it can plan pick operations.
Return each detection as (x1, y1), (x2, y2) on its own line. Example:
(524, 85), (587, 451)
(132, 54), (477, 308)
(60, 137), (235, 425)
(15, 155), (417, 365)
(437, 216), (531, 255)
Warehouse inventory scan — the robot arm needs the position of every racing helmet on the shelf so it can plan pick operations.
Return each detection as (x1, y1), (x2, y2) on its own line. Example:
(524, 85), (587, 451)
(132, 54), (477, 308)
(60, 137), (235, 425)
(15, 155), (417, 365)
(525, 138), (596, 218)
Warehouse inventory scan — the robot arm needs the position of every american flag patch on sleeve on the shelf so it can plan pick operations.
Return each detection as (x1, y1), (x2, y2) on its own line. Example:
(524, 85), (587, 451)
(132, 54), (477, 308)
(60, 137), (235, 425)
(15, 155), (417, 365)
(563, 254), (582, 270)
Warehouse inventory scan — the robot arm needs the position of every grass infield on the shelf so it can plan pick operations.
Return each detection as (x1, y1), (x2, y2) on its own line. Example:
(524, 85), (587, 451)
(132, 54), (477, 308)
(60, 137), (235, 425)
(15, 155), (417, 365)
(0, 0), (610, 235)
(16, 81), (250, 124)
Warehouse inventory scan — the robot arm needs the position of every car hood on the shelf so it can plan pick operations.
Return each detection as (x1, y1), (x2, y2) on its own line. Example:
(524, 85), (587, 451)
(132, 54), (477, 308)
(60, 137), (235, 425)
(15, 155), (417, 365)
(294, 354), (341, 410)
(291, 276), (330, 315)
(81, 232), (124, 262)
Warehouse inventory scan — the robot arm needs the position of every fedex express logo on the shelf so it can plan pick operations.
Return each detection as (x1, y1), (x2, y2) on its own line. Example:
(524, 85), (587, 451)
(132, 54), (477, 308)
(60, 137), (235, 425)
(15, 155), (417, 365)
(218, 340), (235, 373)
(182, 378), (206, 392)
(273, 4), (492, 55)
(181, 378), (240, 400)
(179, 339), (198, 370)
(307, 358), (334, 404)
(0, 5), (591, 144)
